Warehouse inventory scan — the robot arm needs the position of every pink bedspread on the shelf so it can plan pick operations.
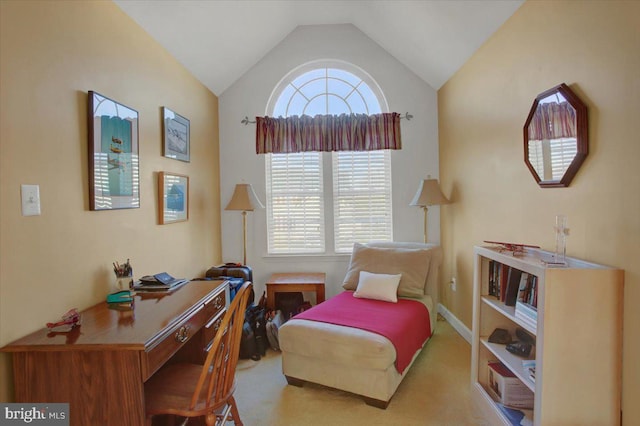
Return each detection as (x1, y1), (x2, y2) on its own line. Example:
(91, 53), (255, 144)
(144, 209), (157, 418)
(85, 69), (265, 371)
(294, 291), (432, 374)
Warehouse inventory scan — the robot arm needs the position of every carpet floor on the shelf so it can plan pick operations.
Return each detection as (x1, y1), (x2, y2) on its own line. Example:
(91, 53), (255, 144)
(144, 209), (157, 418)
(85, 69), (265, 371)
(233, 317), (490, 426)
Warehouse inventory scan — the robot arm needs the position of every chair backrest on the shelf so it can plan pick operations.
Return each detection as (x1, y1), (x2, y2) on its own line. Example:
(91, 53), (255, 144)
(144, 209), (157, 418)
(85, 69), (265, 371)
(188, 281), (253, 411)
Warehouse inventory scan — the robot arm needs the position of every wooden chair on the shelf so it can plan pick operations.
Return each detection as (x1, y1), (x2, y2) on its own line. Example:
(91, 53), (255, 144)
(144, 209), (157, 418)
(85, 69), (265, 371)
(145, 282), (253, 426)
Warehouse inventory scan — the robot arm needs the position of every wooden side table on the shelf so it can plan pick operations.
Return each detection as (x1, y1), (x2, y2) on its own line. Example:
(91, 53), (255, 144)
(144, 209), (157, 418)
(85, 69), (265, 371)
(266, 272), (326, 310)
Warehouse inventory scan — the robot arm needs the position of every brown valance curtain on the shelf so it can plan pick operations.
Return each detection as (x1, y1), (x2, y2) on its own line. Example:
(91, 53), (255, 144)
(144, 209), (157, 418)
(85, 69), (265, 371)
(255, 112), (402, 154)
(528, 102), (576, 141)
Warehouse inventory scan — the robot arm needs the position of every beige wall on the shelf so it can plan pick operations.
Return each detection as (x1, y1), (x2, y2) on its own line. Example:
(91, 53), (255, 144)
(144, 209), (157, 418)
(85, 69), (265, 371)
(439, 1), (639, 423)
(0, 1), (221, 400)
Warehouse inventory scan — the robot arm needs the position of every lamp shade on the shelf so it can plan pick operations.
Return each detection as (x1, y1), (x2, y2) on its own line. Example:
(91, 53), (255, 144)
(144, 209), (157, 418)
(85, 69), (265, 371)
(409, 179), (450, 207)
(225, 184), (264, 211)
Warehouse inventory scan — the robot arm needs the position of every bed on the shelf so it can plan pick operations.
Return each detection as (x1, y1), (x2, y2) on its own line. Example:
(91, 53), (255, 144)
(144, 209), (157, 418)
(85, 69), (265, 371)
(279, 242), (442, 408)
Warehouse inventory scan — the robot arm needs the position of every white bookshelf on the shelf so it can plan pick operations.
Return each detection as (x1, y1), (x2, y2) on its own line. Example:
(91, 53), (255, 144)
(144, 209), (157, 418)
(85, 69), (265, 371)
(471, 245), (623, 426)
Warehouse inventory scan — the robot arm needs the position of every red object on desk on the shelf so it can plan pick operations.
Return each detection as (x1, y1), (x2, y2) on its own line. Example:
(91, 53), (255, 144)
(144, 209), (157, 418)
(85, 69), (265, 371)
(46, 308), (80, 330)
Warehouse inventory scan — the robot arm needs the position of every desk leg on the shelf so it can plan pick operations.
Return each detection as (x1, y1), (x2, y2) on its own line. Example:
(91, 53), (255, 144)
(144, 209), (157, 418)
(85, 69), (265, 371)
(316, 285), (325, 304)
(266, 286), (275, 310)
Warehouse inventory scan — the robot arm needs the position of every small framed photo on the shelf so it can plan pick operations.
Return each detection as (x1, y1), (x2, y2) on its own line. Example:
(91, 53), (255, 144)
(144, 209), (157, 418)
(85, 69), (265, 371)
(88, 91), (140, 210)
(158, 172), (189, 224)
(163, 107), (190, 162)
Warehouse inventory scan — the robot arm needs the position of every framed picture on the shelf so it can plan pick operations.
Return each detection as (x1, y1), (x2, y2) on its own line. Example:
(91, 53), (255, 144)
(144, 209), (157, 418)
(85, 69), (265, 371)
(88, 91), (140, 210)
(158, 172), (189, 224)
(163, 107), (190, 162)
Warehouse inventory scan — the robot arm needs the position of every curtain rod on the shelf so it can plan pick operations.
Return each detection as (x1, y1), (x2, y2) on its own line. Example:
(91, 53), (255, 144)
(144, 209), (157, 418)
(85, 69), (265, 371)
(241, 112), (413, 125)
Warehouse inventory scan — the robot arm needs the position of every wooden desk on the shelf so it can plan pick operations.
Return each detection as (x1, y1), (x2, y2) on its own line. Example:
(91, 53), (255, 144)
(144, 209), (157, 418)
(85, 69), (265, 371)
(1, 280), (228, 426)
(266, 272), (326, 310)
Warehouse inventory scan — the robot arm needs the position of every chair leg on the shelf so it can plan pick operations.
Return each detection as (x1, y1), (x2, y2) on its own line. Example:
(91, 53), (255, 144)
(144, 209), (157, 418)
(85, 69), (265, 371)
(205, 412), (216, 426)
(228, 396), (243, 426)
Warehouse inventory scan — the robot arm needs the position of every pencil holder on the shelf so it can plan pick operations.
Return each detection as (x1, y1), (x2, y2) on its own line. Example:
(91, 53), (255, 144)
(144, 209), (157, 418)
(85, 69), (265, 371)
(112, 259), (133, 292)
(114, 275), (133, 292)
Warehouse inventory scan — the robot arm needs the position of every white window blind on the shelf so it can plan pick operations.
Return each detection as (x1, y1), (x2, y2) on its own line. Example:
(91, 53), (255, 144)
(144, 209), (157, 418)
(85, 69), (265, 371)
(333, 151), (392, 253)
(550, 138), (577, 180)
(528, 137), (577, 181)
(266, 152), (325, 254)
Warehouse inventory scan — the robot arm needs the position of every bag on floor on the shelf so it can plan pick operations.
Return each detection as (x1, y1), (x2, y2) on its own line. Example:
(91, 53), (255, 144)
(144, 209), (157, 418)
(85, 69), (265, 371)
(240, 305), (267, 360)
(296, 301), (313, 315)
(276, 292), (304, 320)
(239, 320), (259, 361)
(225, 277), (246, 302)
(266, 310), (285, 351)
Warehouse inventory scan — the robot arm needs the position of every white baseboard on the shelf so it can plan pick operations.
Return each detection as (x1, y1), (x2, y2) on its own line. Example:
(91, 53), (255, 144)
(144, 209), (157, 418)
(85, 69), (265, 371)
(438, 303), (472, 344)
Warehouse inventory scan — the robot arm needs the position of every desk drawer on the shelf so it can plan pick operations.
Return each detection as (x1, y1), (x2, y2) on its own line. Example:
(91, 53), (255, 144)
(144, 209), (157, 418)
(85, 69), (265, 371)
(142, 288), (227, 380)
(201, 291), (226, 354)
(143, 304), (207, 380)
(203, 311), (225, 353)
(203, 290), (226, 319)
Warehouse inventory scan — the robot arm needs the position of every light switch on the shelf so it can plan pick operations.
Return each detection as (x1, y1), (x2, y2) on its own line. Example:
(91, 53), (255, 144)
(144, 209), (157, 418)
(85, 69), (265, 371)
(21, 184), (41, 216)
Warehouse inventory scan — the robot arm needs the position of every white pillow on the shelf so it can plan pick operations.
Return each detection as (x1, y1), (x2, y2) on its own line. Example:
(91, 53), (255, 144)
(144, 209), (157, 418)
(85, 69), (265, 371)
(353, 271), (402, 303)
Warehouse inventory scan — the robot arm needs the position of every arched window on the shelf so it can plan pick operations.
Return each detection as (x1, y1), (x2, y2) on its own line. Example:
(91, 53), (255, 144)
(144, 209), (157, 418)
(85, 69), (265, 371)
(266, 61), (393, 254)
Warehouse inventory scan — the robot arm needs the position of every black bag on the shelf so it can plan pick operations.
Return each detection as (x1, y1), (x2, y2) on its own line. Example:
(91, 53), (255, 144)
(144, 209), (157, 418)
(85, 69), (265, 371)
(225, 277), (246, 302)
(206, 264), (254, 304)
(276, 292), (304, 320)
(239, 305), (268, 360)
(239, 320), (258, 360)
(206, 263), (253, 281)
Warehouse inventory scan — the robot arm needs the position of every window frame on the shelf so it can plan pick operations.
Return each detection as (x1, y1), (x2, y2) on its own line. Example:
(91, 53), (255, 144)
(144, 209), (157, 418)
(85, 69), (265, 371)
(265, 60), (393, 255)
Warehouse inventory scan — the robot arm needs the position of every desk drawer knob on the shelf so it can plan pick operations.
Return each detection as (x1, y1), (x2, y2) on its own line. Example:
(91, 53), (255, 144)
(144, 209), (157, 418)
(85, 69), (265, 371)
(175, 325), (190, 343)
(214, 295), (224, 310)
(213, 318), (222, 332)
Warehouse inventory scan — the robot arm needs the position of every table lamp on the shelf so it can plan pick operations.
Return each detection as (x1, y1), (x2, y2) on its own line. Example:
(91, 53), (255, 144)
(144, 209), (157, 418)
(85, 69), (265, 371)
(410, 178), (450, 243)
(225, 183), (264, 265)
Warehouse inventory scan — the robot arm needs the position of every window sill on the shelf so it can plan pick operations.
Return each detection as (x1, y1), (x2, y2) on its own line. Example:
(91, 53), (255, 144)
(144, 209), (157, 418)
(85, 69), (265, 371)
(261, 253), (351, 263)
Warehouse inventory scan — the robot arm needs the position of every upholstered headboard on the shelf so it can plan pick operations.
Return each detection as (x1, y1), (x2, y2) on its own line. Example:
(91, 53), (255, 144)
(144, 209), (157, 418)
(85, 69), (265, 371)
(366, 242), (442, 323)
(367, 241), (442, 332)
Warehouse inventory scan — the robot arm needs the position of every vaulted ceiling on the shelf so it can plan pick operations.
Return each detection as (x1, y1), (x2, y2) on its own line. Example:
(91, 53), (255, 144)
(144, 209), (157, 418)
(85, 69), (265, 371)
(114, 0), (523, 96)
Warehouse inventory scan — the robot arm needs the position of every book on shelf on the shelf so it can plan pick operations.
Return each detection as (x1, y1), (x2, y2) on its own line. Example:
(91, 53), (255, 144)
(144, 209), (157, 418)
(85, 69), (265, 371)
(527, 367), (536, 383)
(488, 260), (496, 297)
(516, 273), (529, 302)
(515, 301), (537, 318)
(521, 359), (536, 369)
(515, 301), (538, 329)
(516, 274), (537, 308)
(515, 313), (536, 330)
(489, 261), (508, 300)
(517, 317), (536, 331)
(531, 276), (537, 307)
(499, 264), (509, 302)
(495, 402), (533, 426)
(521, 360), (536, 383)
(488, 262), (534, 308)
(504, 268), (523, 306)
(487, 362), (534, 409)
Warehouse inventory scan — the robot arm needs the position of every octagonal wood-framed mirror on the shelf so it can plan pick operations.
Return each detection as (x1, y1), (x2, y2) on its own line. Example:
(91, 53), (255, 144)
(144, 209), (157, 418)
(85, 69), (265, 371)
(523, 83), (588, 188)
